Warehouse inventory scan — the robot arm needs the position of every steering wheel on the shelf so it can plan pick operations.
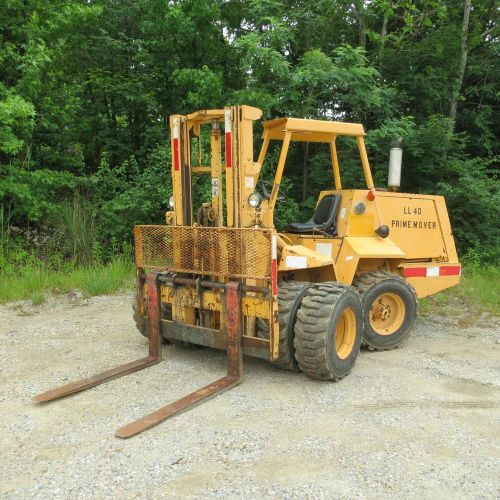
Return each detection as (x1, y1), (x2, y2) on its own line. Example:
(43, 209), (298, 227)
(259, 180), (286, 202)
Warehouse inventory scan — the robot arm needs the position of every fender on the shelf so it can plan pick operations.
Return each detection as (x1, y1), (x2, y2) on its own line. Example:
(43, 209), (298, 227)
(336, 236), (405, 284)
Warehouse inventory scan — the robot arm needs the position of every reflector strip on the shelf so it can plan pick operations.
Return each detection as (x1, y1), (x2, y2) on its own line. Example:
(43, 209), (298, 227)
(403, 265), (461, 278)
(271, 235), (278, 297)
(225, 109), (232, 168)
(426, 266), (439, 277)
(173, 139), (180, 171)
(172, 118), (180, 171)
(439, 265), (462, 276)
(403, 267), (426, 277)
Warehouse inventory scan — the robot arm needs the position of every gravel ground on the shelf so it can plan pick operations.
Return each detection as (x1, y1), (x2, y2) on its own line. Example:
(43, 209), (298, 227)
(0, 292), (499, 499)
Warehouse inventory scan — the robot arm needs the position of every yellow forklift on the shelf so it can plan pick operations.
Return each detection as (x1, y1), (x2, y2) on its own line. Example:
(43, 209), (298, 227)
(35, 105), (461, 437)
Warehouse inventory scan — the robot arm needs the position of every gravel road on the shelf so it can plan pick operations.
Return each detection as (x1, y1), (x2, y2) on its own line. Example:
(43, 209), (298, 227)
(1, 292), (499, 499)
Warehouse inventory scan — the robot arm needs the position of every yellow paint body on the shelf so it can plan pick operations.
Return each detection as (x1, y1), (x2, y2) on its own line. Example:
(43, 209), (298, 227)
(134, 106), (460, 362)
(284, 189), (460, 296)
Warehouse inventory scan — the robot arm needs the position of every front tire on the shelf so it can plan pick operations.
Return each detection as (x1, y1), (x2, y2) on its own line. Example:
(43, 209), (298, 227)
(353, 271), (418, 350)
(294, 283), (363, 381)
(257, 281), (313, 371)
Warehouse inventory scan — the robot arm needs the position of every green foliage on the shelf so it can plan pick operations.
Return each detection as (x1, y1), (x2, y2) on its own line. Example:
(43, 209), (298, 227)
(273, 178), (301, 231)
(173, 66), (223, 110)
(0, 0), (498, 269)
(421, 266), (500, 317)
(0, 254), (134, 304)
(56, 256), (134, 296)
(438, 157), (499, 263)
(0, 87), (35, 154)
(0, 165), (81, 222)
(50, 194), (96, 265)
(91, 145), (172, 254)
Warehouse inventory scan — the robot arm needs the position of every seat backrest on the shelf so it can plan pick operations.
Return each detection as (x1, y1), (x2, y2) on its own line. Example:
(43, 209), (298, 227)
(313, 195), (335, 224)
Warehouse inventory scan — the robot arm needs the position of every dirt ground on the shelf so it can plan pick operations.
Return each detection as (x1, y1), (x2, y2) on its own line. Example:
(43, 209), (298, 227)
(0, 292), (499, 499)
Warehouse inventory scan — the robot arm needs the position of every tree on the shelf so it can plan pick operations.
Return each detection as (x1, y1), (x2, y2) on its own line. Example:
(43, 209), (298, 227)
(449, 0), (471, 134)
(0, 0), (498, 262)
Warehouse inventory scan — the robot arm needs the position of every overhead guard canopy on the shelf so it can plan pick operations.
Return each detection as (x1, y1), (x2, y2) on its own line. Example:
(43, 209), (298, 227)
(263, 117), (365, 143)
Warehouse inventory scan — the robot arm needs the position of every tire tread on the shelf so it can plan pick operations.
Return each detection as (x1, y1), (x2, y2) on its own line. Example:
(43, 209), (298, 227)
(294, 283), (361, 381)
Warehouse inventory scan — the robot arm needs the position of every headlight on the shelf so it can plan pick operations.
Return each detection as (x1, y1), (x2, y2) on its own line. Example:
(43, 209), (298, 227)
(168, 195), (174, 209)
(248, 192), (262, 208)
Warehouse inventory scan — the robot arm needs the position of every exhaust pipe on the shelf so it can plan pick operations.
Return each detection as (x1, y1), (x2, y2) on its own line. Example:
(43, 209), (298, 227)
(388, 137), (403, 191)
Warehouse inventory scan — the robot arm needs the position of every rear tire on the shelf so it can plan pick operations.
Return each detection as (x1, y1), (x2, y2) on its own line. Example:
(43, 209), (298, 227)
(352, 271), (418, 350)
(294, 283), (362, 381)
(257, 281), (313, 371)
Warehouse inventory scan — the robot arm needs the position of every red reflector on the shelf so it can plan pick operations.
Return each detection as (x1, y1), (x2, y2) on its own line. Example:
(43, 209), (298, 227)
(225, 132), (232, 168)
(271, 259), (278, 296)
(439, 265), (461, 276)
(403, 267), (427, 278)
(173, 138), (180, 171)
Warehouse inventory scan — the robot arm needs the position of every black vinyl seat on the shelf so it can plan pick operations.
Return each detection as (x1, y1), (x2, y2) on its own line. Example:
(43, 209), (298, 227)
(285, 194), (341, 235)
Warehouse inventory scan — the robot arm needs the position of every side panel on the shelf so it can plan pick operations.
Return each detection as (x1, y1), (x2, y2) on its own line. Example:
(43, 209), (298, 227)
(406, 275), (460, 298)
(292, 189), (460, 298)
(433, 196), (459, 263)
(375, 194), (448, 260)
(318, 190), (458, 263)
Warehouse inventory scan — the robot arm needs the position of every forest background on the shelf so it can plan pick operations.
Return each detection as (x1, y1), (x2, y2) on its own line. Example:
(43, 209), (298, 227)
(0, 0), (498, 307)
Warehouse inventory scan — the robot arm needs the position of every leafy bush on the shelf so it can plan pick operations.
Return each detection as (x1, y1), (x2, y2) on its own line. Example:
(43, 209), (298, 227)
(0, 165), (82, 223)
(91, 146), (172, 256)
(438, 157), (499, 263)
(50, 194), (96, 265)
(0, 87), (35, 155)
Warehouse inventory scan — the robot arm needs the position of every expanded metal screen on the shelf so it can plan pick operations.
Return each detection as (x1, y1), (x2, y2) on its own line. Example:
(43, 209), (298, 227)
(134, 225), (274, 280)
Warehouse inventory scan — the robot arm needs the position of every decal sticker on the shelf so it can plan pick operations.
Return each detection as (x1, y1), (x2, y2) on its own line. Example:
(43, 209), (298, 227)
(211, 178), (219, 197)
(426, 266), (439, 277)
(315, 242), (332, 258)
(285, 256), (307, 269)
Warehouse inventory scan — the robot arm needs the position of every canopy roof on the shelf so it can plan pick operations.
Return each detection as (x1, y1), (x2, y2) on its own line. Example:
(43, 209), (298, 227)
(263, 117), (365, 143)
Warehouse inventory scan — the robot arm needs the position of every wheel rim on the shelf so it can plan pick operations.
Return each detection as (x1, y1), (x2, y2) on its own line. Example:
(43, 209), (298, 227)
(369, 292), (405, 336)
(335, 308), (357, 359)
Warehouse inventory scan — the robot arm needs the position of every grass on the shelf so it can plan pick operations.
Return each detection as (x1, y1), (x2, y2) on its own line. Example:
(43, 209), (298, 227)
(0, 256), (135, 305)
(420, 266), (500, 317)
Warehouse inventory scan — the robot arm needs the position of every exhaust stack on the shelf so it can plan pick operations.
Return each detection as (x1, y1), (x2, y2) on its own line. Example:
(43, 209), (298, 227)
(388, 138), (403, 191)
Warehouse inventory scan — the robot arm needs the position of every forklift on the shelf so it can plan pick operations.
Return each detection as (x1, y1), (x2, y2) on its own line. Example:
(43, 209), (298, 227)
(35, 106), (460, 437)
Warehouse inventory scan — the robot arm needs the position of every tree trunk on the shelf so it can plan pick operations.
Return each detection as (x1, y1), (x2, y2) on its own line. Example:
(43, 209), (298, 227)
(356, 0), (366, 49)
(306, 0), (312, 50)
(449, 0), (471, 134)
(379, 14), (388, 62)
(302, 142), (310, 202)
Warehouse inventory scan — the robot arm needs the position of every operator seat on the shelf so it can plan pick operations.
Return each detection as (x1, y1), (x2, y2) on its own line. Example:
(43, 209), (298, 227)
(285, 194), (341, 235)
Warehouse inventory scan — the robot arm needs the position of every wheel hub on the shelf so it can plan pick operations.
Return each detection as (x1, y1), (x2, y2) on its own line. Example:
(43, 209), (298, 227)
(373, 299), (392, 321)
(369, 292), (405, 336)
